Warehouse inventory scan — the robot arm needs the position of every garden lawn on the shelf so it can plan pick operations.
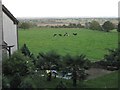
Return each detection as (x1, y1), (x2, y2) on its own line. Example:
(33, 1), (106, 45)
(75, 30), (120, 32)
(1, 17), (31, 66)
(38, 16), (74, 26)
(19, 28), (118, 61)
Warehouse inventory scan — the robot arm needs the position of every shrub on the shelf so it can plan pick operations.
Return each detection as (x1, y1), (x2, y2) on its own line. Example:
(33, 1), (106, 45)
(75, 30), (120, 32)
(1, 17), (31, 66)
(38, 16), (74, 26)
(104, 48), (120, 69)
(36, 51), (61, 70)
(89, 21), (102, 31)
(20, 77), (36, 88)
(19, 22), (31, 29)
(98, 48), (120, 70)
(2, 75), (10, 88)
(21, 44), (31, 57)
(63, 54), (74, 66)
(63, 54), (91, 69)
(74, 54), (91, 69)
(10, 73), (21, 88)
(63, 54), (91, 81)
(21, 44), (37, 66)
(102, 21), (115, 32)
(3, 51), (35, 76)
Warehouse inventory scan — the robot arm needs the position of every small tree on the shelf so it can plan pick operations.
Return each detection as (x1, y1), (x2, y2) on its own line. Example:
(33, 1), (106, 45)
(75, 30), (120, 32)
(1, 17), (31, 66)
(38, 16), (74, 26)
(102, 21), (115, 32)
(89, 21), (102, 31)
(63, 54), (91, 82)
(77, 23), (82, 28)
(85, 22), (91, 29)
(19, 22), (30, 29)
(68, 23), (77, 28)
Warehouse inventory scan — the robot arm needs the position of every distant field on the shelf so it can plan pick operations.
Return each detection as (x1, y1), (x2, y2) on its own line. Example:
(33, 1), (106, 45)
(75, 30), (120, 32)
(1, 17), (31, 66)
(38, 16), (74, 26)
(18, 28), (118, 61)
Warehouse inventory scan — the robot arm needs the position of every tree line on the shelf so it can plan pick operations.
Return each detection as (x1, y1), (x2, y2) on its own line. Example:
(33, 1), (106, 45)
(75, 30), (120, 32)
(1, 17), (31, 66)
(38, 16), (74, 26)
(18, 20), (117, 32)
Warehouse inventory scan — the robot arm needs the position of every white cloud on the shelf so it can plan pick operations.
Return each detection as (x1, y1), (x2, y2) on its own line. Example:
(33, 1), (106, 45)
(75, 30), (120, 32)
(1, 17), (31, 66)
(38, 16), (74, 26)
(2, 0), (119, 18)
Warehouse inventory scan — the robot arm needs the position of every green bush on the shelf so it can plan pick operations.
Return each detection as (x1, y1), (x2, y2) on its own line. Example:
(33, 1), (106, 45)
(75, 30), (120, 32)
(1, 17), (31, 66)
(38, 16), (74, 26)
(36, 51), (61, 70)
(19, 22), (30, 29)
(104, 48), (120, 69)
(20, 77), (36, 88)
(102, 21), (115, 32)
(63, 54), (91, 69)
(63, 54), (91, 82)
(97, 48), (120, 70)
(2, 75), (10, 88)
(3, 51), (35, 76)
(89, 21), (102, 31)
(21, 44), (31, 57)
(10, 73), (21, 88)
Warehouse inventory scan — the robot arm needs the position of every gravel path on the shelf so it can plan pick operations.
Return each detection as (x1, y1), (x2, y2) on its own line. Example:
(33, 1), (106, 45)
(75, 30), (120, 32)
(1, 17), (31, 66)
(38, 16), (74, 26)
(86, 68), (113, 80)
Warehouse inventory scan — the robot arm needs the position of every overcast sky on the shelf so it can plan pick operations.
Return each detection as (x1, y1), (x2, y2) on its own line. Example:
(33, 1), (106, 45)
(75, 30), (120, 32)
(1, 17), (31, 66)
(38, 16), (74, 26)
(2, 0), (120, 18)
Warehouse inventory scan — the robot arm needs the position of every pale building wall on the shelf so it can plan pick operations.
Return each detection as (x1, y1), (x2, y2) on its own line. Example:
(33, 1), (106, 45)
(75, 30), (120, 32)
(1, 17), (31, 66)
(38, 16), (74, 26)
(3, 12), (18, 54)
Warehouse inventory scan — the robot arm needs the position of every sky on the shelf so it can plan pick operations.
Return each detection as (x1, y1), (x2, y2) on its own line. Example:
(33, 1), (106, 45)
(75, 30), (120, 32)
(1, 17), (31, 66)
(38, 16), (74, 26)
(2, 0), (120, 18)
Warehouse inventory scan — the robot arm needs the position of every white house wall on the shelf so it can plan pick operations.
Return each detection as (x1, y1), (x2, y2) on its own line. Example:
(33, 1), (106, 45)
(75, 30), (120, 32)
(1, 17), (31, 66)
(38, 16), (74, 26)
(3, 12), (18, 54)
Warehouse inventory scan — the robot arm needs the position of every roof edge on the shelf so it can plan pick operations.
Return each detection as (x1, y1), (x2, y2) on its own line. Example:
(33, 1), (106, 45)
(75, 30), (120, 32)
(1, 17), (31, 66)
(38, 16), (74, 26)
(2, 5), (19, 25)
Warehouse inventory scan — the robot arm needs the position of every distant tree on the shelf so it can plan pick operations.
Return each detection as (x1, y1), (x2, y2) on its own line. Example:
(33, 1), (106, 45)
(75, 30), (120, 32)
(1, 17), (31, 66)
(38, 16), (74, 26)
(51, 26), (54, 28)
(102, 21), (115, 32)
(68, 23), (77, 28)
(89, 21), (102, 31)
(85, 22), (91, 29)
(19, 22), (30, 29)
(77, 23), (82, 28)
(62, 24), (67, 28)
(117, 22), (120, 32)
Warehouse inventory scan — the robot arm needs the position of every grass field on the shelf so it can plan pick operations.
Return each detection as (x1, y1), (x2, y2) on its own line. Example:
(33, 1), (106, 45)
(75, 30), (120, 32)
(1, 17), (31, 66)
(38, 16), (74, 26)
(18, 28), (118, 61)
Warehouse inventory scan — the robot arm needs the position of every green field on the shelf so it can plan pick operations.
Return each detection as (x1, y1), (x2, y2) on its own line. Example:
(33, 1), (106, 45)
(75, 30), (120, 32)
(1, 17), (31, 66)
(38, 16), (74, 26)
(18, 28), (118, 60)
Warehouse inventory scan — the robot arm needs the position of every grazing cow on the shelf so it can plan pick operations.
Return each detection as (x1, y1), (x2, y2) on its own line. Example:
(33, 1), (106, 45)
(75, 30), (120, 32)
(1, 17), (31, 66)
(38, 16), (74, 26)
(59, 34), (62, 36)
(53, 34), (57, 37)
(73, 33), (77, 36)
(64, 32), (69, 36)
